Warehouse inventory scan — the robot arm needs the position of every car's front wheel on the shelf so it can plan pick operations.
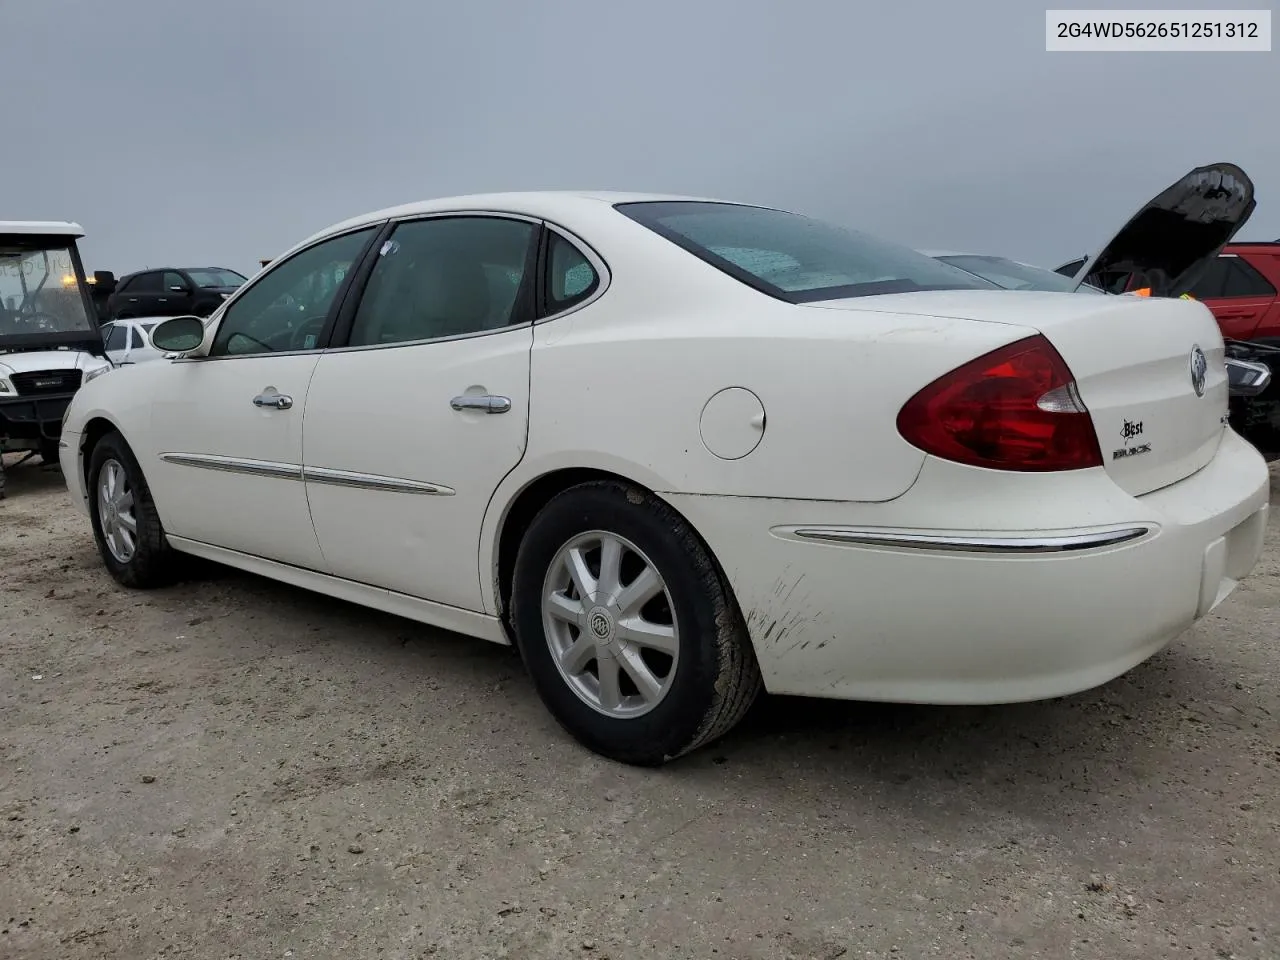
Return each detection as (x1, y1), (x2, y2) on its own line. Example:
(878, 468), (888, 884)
(511, 480), (762, 765)
(87, 431), (179, 588)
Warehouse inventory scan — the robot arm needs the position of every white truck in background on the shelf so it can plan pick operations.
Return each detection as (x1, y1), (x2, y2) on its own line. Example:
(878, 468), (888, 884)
(1, 221), (113, 498)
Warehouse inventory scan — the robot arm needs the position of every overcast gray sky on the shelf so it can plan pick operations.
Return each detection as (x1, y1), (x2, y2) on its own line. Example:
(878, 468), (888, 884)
(6, 0), (1277, 277)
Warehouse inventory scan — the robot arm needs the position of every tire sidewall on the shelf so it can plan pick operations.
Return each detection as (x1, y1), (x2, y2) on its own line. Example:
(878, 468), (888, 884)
(512, 483), (735, 763)
(87, 434), (152, 580)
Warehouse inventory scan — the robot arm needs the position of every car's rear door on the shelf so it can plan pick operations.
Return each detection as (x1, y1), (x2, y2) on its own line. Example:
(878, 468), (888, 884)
(301, 213), (547, 612)
(1192, 253), (1278, 340)
(117, 271), (167, 318)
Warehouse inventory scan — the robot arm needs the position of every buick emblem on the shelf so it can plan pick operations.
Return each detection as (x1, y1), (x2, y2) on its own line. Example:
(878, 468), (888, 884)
(1189, 345), (1207, 398)
(587, 607), (613, 642)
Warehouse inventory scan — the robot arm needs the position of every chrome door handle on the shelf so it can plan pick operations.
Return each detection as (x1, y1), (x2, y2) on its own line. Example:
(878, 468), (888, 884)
(253, 393), (293, 410)
(450, 394), (511, 414)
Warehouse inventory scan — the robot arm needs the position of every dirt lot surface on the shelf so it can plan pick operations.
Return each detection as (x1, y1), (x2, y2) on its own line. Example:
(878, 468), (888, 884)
(1, 456), (1278, 960)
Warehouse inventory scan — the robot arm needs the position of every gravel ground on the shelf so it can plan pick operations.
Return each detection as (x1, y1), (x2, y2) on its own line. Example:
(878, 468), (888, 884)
(2, 455), (1278, 960)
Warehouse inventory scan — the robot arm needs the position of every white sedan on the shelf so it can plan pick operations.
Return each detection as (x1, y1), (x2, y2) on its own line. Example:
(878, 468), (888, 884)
(100, 317), (168, 366)
(59, 189), (1271, 765)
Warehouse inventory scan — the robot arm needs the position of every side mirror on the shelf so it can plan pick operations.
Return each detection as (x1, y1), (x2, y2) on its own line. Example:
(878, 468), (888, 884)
(169, 284), (190, 293)
(94, 270), (117, 294)
(151, 315), (205, 353)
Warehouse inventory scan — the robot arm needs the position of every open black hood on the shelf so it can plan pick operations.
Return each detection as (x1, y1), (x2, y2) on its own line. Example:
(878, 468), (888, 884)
(1069, 162), (1256, 297)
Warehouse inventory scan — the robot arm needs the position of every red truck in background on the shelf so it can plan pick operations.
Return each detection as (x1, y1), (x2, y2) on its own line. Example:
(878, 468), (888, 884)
(1192, 241), (1280, 343)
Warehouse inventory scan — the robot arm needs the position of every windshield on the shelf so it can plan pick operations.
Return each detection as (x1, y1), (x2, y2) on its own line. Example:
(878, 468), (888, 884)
(0, 240), (98, 339)
(937, 254), (1105, 294)
(616, 201), (996, 303)
(187, 268), (247, 288)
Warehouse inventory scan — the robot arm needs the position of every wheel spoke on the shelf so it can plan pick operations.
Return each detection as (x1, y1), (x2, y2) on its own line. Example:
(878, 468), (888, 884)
(618, 617), (677, 655)
(596, 535), (624, 597)
(615, 565), (662, 617)
(115, 489), (134, 511)
(596, 656), (623, 710)
(560, 634), (596, 675)
(119, 512), (138, 535)
(546, 591), (584, 625)
(565, 546), (596, 599)
(618, 648), (664, 704)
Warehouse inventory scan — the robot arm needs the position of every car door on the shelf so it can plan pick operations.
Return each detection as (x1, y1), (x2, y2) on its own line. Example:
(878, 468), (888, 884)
(102, 321), (129, 364)
(301, 213), (543, 611)
(144, 225), (381, 569)
(132, 321), (164, 363)
(1191, 253), (1278, 341)
(117, 271), (166, 318)
(161, 271), (197, 316)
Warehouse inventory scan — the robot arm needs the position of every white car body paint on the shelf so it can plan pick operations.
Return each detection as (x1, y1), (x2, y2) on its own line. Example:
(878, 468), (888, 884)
(60, 191), (1271, 705)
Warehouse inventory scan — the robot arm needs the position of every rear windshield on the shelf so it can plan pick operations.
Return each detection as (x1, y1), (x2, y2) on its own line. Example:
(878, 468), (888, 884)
(937, 254), (1103, 294)
(615, 201), (996, 303)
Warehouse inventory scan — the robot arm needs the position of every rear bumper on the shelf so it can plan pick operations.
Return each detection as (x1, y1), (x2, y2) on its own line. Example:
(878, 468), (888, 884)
(0, 392), (74, 442)
(665, 429), (1271, 704)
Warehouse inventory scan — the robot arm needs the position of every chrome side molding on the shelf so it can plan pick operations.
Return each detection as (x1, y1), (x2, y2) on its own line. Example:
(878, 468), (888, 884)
(779, 525), (1153, 554)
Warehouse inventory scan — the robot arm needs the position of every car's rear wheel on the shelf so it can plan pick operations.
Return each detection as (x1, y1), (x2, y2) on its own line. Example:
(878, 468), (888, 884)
(511, 480), (761, 765)
(88, 431), (179, 588)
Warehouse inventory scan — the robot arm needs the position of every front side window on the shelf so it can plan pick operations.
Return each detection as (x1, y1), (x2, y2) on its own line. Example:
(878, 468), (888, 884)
(210, 227), (377, 357)
(616, 201), (994, 303)
(347, 216), (536, 347)
(104, 323), (128, 351)
(162, 271), (188, 291)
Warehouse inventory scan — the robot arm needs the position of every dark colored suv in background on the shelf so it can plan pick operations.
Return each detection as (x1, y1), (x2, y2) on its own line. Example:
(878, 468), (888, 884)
(105, 266), (247, 320)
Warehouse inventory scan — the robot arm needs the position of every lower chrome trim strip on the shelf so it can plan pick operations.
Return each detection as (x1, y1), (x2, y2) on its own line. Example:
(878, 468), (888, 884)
(787, 525), (1152, 554)
(159, 452), (301, 480)
(302, 466), (454, 496)
(158, 453), (454, 495)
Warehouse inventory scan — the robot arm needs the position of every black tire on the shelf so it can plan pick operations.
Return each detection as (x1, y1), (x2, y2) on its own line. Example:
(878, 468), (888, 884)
(511, 480), (762, 766)
(87, 431), (179, 588)
(39, 441), (59, 466)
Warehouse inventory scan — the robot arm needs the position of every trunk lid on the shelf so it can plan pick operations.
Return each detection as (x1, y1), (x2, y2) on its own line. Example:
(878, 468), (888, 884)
(805, 289), (1228, 495)
(1066, 162), (1256, 296)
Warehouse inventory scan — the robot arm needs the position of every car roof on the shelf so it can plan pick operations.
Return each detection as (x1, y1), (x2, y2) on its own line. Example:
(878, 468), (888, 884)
(0, 220), (85, 237)
(295, 190), (746, 248)
(118, 266), (243, 280)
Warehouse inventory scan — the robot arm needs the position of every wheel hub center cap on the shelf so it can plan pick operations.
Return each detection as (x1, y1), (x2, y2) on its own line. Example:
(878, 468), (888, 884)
(586, 605), (615, 645)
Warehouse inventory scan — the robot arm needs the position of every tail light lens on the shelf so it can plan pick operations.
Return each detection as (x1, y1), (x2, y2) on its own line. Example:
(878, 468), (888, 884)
(896, 335), (1104, 472)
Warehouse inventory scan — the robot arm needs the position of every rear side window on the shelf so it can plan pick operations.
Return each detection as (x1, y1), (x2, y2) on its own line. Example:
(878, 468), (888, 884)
(124, 272), (163, 293)
(1222, 257), (1276, 297)
(615, 201), (994, 303)
(1189, 256), (1276, 299)
(545, 231), (599, 313)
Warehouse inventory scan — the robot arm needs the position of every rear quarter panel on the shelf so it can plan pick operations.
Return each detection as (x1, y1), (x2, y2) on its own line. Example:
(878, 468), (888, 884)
(518, 284), (1024, 503)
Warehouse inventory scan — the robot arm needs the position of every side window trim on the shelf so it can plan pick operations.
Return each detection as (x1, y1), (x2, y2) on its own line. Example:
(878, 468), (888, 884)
(535, 223), (611, 323)
(193, 223), (385, 362)
(326, 211), (543, 352)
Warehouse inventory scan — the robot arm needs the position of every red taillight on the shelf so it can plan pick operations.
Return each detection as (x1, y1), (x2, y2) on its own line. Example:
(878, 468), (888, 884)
(896, 335), (1104, 472)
